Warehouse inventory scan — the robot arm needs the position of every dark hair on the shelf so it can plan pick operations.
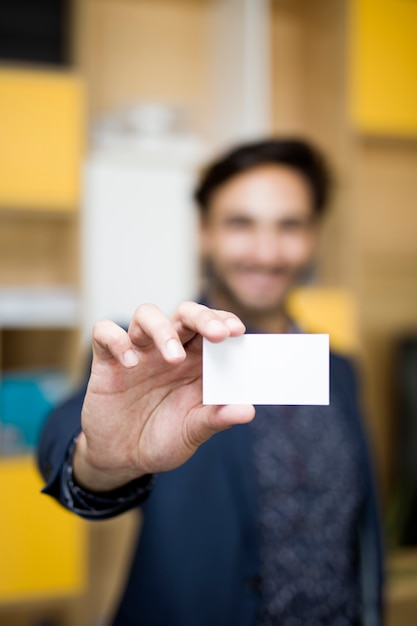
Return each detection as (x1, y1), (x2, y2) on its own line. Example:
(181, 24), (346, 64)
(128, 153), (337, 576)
(194, 138), (332, 216)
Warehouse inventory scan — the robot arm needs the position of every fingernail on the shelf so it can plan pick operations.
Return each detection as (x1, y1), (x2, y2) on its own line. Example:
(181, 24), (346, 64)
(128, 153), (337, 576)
(166, 338), (184, 360)
(122, 349), (139, 367)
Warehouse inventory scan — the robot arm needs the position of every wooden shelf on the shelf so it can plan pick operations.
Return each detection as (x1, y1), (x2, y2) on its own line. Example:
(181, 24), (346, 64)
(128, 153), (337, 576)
(387, 548), (417, 626)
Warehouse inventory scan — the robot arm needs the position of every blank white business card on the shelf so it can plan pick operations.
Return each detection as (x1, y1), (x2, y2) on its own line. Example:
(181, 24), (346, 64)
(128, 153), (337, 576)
(203, 334), (329, 405)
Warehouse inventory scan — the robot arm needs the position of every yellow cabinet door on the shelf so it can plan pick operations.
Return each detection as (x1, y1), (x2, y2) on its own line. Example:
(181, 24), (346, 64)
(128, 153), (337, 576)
(0, 455), (87, 603)
(349, 0), (417, 137)
(0, 68), (85, 211)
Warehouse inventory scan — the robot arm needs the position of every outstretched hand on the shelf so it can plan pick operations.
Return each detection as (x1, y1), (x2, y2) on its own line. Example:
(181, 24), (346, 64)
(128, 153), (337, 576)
(73, 301), (255, 492)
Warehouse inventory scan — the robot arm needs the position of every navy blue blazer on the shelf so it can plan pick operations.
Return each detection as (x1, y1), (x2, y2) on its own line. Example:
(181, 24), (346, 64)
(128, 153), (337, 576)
(38, 352), (383, 626)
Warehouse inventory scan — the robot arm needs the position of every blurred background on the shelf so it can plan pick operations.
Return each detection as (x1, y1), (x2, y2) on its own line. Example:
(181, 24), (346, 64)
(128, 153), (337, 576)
(0, 0), (416, 624)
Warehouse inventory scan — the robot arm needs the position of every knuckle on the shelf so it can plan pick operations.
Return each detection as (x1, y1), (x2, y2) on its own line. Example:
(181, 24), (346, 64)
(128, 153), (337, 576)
(134, 302), (156, 318)
(92, 319), (111, 339)
(176, 301), (191, 316)
(93, 320), (126, 351)
(177, 301), (204, 316)
(130, 304), (176, 345)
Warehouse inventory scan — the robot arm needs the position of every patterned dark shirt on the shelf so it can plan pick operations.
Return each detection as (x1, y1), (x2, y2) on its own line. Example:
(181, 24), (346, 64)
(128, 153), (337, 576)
(252, 399), (365, 625)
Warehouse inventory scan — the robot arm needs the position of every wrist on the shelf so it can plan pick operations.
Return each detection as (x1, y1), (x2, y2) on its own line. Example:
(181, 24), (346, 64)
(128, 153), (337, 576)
(73, 433), (146, 493)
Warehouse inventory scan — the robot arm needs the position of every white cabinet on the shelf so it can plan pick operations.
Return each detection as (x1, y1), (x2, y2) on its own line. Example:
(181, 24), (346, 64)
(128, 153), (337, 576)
(82, 143), (201, 337)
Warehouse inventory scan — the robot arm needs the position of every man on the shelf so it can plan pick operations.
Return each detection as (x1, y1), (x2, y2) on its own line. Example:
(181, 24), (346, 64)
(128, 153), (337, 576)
(38, 139), (383, 625)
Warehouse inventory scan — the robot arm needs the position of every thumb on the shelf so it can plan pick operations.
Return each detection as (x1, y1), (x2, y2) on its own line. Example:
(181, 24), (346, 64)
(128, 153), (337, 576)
(185, 404), (256, 449)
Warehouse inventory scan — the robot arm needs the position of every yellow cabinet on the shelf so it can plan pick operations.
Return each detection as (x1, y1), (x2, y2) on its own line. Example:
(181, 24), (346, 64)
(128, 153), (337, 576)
(0, 68), (85, 211)
(349, 0), (417, 137)
(0, 456), (87, 603)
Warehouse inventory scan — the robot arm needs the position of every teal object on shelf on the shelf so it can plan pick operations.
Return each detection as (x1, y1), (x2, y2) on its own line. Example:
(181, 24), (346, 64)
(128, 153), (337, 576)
(0, 369), (72, 453)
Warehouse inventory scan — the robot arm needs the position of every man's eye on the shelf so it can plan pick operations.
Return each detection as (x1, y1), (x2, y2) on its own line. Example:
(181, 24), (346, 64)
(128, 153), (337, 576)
(281, 221), (304, 232)
(224, 218), (251, 229)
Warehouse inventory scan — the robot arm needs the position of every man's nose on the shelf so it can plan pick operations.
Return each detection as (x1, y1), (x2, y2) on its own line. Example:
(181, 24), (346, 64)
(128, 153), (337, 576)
(251, 228), (283, 265)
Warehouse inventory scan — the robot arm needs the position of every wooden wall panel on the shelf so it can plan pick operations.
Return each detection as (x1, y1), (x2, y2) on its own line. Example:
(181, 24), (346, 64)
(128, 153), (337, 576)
(73, 0), (211, 135)
(352, 139), (417, 338)
(0, 213), (79, 286)
(271, 0), (353, 290)
(351, 138), (417, 495)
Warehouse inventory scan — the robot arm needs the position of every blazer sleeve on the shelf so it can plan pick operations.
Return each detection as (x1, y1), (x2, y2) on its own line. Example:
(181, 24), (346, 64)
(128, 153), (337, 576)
(37, 381), (87, 499)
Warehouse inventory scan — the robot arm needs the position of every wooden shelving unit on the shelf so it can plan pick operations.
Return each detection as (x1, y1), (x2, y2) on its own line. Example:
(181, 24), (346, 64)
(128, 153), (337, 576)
(0, 67), (87, 623)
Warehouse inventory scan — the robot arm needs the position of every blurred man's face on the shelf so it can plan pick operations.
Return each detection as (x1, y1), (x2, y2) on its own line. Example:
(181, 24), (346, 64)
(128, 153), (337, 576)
(200, 164), (321, 317)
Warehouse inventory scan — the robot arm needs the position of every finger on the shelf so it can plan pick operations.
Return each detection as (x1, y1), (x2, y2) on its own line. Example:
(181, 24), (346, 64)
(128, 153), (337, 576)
(215, 310), (247, 335)
(92, 320), (139, 368)
(185, 404), (256, 449)
(128, 303), (186, 363)
(172, 301), (245, 344)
